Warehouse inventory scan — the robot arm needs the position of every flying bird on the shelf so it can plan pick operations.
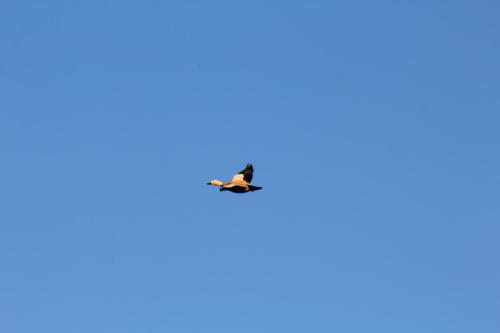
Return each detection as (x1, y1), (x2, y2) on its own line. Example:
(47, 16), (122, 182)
(207, 163), (263, 193)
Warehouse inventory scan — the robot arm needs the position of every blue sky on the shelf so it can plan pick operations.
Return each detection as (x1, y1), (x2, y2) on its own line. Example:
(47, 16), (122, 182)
(1, 1), (499, 332)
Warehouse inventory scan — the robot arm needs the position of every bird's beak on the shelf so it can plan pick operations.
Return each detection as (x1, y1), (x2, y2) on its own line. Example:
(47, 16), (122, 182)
(206, 182), (211, 185)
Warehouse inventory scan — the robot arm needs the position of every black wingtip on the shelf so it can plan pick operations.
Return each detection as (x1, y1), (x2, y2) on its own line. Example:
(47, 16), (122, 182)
(249, 185), (262, 191)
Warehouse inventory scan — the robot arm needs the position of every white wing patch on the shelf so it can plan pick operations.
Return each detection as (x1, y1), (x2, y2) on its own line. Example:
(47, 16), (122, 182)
(232, 173), (244, 182)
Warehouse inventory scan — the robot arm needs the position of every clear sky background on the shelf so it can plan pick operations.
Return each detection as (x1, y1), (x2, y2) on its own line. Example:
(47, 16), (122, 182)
(1, 1), (499, 332)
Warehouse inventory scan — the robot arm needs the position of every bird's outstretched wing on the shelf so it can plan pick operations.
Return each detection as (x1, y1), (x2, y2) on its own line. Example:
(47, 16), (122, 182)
(232, 163), (254, 183)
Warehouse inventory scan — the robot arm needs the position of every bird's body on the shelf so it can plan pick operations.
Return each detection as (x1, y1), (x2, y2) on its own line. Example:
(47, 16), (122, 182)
(207, 164), (263, 194)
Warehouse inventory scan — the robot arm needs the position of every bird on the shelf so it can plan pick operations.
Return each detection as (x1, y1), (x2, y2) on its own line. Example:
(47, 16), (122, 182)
(207, 163), (263, 193)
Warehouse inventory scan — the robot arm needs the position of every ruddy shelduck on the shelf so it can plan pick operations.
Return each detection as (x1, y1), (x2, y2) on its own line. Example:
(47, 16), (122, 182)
(207, 163), (263, 193)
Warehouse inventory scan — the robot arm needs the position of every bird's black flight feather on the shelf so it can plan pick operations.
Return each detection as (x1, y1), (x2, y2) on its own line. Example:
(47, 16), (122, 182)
(238, 163), (254, 183)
